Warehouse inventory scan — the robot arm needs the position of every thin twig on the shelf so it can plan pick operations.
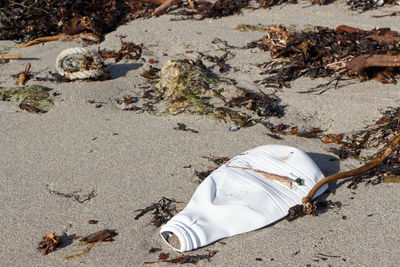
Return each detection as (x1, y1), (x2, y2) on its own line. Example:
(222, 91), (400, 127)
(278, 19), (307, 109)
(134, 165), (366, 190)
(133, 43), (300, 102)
(20, 34), (64, 48)
(0, 54), (22, 59)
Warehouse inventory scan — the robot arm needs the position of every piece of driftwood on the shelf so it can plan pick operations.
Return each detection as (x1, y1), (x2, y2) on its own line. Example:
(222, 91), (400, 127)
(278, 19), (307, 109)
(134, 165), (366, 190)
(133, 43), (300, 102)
(0, 54), (22, 60)
(347, 55), (400, 75)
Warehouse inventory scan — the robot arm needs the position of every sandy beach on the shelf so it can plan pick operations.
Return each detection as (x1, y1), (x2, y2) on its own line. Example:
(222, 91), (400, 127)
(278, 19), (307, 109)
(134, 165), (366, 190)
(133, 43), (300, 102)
(1, 1), (400, 265)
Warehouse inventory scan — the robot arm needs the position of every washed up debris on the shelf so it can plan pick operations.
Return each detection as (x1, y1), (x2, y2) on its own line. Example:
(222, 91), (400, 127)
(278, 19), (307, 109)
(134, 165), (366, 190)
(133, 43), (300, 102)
(18, 63), (31, 86)
(64, 229), (117, 260)
(149, 247), (162, 253)
(322, 107), (400, 186)
(18, 103), (46, 114)
(141, 66), (160, 80)
(46, 185), (97, 203)
(0, 0), (135, 42)
(99, 40), (142, 63)
(255, 24), (400, 90)
(56, 47), (105, 80)
(20, 33), (100, 48)
(234, 23), (270, 32)
(37, 233), (62, 255)
(79, 229), (117, 243)
(134, 197), (182, 227)
(382, 175), (400, 183)
(160, 145), (328, 252)
(130, 59), (282, 126)
(0, 85), (54, 113)
(194, 155), (230, 182)
(0, 0), (394, 43)
(287, 199), (342, 220)
(226, 89), (283, 118)
(298, 133), (400, 216)
(229, 125), (240, 131)
(347, 0), (397, 11)
(0, 53), (22, 64)
(159, 59), (220, 114)
(174, 123), (199, 133)
(265, 123), (324, 139)
(144, 250), (218, 264)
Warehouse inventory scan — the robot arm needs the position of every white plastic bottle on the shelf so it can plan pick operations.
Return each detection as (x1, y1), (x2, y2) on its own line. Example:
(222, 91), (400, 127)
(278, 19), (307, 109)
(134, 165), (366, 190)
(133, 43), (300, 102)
(160, 145), (328, 252)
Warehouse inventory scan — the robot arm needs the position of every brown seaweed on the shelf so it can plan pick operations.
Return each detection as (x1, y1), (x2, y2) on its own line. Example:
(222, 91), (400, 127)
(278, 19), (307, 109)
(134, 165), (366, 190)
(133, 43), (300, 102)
(145, 250), (218, 264)
(255, 25), (400, 89)
(134, 197), (182, 227)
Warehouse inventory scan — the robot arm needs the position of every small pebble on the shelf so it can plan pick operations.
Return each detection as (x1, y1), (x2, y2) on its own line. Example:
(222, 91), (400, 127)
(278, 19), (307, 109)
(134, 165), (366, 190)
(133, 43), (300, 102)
(229, 126), (240, 131)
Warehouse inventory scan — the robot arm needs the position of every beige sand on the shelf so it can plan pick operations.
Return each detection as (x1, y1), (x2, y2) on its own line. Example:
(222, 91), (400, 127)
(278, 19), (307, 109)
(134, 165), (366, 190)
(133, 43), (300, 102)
(1, 2), (400, 266)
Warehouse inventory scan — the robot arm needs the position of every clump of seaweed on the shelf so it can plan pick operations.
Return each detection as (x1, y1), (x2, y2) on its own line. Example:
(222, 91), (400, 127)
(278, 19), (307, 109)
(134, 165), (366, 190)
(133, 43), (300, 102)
(145, 250), (218, 264)
(134, 197), (182, 227)
(64, 230), (117, 260)
(129, 58), (283, 127)
(255, 24), (400, 89)
(0, 85), (54, 112)
(322, 107), (400, 184)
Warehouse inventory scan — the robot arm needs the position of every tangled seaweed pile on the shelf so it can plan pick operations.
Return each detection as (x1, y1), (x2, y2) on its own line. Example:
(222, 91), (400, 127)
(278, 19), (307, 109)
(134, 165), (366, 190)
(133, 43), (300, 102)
(1, 0), (393, 42)
(255, 25), (400, 89)
(0, 0), (135, 41)
(119, 59), (283, 127)
(322, 107), (400, 180)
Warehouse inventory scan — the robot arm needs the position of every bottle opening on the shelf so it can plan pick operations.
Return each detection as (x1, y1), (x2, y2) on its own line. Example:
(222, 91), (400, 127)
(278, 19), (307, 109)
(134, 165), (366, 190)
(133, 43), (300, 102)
(161, 231), (181, 250)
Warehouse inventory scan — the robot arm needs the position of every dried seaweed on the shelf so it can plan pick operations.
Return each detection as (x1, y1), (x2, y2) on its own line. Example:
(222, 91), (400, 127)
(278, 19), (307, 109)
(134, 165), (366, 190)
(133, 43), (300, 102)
(323, 107), (400, 181)
(174, 123), (199, 133)
(64, 229), (117, 260)
(265, 123), (324, 139)
(79, 229), (117, 243)
(99, 39), (142, 63)
(194, 155), (230, 182)
(226, 89), (283, 118)
(134, 197), (182, 227)
(255, 25), (400, 89)
(37, 233), (62, 255)
(136, 59), (284, 127)
(347, 0), (397, 11)
(287, 200), (342, 220)
(46, 185), (97, 203)
(145, 250), (218, 264)
(0, 85), (54, 112)
(0, 0), (141, 42)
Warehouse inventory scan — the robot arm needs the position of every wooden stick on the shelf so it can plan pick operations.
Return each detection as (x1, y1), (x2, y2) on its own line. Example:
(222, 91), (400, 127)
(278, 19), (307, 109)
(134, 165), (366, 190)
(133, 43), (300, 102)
(18, 63), (31, 86)
(20, 34), (64, 48)
(0, 54), (22, 60)
(151, 0), (178, 16)
(188, 0), (195, 9)
(302, 133), (400, 213)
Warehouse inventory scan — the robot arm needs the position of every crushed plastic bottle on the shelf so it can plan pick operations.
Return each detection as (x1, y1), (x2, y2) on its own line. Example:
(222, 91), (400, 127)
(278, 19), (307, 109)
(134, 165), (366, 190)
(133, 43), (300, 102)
(160, 145), (328, 252)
